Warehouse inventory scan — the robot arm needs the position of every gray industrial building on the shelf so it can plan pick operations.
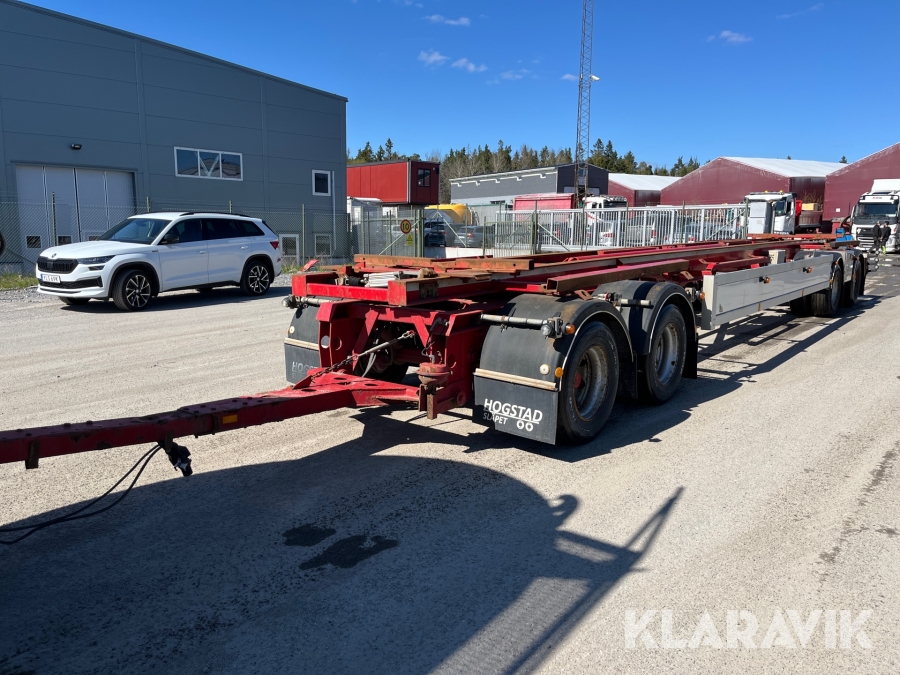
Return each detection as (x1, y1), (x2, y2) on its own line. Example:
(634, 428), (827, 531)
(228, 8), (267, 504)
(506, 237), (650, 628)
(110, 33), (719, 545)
(0, 0), (347, 268)
(450, 163), (609, 223)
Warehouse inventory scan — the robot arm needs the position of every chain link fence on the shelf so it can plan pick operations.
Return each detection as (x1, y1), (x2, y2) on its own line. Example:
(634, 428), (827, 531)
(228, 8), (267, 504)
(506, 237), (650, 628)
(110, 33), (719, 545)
(0, 197), (357, 275)
(487, 204), (748, 256)
(1, 198), (751, 274)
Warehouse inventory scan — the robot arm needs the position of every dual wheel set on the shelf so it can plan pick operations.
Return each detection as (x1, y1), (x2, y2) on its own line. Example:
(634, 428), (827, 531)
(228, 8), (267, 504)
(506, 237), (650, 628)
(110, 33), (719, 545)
(788, 256), (864, 318)
(555, 303), (687, 444)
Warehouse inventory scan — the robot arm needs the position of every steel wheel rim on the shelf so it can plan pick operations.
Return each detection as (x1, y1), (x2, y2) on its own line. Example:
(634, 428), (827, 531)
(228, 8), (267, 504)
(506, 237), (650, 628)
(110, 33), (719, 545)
(573, 345), (609, 421)
(248, 265), (270, 293)
(654, 322), (680, 385)
(830, 268), (841, 307)
(125, 274), (151, 308)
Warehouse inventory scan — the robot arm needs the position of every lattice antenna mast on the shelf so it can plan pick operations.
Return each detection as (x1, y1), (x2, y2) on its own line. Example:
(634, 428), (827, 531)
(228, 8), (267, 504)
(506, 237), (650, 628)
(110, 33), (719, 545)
(574, 0), (595, 202)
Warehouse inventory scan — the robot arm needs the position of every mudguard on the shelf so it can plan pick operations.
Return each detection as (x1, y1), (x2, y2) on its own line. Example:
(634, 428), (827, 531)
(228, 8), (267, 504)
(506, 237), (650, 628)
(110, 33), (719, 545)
(594, 281), (698, 380)
(284, 303), (321, 383)
(473, 294), (632, 444)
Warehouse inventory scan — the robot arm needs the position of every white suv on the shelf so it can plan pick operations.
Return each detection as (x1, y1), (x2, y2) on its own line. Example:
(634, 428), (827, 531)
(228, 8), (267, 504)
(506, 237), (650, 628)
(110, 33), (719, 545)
(35, 212), (283, 311)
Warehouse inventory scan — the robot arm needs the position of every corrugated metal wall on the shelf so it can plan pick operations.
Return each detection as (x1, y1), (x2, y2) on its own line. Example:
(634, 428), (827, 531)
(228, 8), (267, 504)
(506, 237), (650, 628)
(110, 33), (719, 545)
(452, 169), (558, 202)
(660, 158), (791, 205)
(0, 0), (346, 211)
(824, 143), (900, 220)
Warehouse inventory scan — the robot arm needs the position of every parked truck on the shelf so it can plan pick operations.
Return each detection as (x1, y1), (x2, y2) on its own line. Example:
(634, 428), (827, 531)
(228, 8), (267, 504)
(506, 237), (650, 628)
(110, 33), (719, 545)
(512, 194), (628, 211)
(850, 180), (900, 252)
(745, 192), (834, 235)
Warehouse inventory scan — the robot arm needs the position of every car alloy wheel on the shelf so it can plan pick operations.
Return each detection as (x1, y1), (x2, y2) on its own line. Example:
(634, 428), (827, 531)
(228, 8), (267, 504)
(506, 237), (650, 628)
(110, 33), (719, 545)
(125, 273), (151, 309)
(247, 264), (270, 294)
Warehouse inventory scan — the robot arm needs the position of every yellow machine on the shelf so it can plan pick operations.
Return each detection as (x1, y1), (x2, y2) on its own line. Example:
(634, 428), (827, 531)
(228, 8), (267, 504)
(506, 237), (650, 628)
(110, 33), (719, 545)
(425, 204), (472, 225)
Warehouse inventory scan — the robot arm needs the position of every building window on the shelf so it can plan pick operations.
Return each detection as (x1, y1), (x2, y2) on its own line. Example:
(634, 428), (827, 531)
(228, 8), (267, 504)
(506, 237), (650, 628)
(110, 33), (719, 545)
(175, 147), (242, 181)
(26, 236), (42, 249)
(312, 170), (331, 196)
(314, 233), (332, 257)
(417, 168), (431, 187)
(57, 236), (72, 245)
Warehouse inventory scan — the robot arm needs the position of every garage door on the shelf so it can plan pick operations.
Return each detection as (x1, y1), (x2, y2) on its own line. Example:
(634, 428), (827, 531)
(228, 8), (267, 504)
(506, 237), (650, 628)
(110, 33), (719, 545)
(14, 166), (135, 262)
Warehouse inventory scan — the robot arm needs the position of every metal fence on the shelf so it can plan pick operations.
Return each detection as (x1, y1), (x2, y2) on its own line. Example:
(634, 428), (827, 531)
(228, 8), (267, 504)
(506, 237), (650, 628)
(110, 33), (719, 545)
(487, 204), (748, 256)
(0, 198), (356, 275)
(352, 211), (424, 258)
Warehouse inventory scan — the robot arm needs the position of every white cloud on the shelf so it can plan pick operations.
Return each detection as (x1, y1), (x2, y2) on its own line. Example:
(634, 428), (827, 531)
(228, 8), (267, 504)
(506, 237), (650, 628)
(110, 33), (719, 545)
(424, 14), (471, 26)
(777, 3), (823, 19)
(709, 30), (752, 44)
(561, 73), (578, 81)
(452, 58), (487, 73)
(501, 70), (524, 80)
(418, 49), (449, 66)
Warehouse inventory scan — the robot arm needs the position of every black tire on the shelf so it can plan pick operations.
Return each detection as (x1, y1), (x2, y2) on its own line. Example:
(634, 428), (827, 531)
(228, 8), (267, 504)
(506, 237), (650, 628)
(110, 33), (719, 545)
(60, 297), (90, 306)
(354, 359), (408, 383)
(810, 263), (843, 317)
(638, 304), (687, 404)
(112, 268), (153, 311)
(841, 258), (861, 307)
(241, 260), (272, 296)
(789, 296), (811, 317)
(557, 322), (619, 444)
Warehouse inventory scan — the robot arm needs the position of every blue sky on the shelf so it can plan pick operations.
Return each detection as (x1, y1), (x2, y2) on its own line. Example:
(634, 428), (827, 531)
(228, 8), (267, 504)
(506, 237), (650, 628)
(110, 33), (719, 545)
(27, 0), (900, 169)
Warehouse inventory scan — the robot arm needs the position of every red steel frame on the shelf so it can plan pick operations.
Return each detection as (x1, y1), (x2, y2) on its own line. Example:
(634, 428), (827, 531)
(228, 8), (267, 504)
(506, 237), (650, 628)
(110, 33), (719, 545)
(0, 236), (855, 468)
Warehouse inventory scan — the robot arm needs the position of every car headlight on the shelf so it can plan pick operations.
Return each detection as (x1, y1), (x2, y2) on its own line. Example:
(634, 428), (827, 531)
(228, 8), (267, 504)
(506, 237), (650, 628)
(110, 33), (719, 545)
(77, 255), (115, 265)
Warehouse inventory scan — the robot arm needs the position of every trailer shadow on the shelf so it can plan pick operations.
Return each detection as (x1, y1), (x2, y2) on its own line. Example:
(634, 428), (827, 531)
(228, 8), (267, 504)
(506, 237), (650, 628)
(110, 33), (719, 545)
(0, 413), (683, 675)
(468, 292), (886, 464)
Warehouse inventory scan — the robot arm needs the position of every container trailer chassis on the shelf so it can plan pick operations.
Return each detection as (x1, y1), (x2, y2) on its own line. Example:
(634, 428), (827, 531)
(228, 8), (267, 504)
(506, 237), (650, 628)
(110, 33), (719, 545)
(0, 235), (870, 472)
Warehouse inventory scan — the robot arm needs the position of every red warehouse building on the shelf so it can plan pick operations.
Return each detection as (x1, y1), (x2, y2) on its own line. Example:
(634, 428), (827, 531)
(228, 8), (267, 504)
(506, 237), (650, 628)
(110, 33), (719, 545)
(660, 157), (844, 206)
(607, 174), (680, 207)
(824, 142), (900, 220)
(347, 159), (440, 206)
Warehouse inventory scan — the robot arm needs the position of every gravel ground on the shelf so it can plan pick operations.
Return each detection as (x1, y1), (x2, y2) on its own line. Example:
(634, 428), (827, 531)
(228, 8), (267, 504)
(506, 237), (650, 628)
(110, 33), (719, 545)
(0, 268), (898, 674)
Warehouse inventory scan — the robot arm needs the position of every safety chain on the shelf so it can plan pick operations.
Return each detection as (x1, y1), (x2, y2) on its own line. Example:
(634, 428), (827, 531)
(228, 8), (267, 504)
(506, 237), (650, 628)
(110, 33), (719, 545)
(309, 330), (416, 382)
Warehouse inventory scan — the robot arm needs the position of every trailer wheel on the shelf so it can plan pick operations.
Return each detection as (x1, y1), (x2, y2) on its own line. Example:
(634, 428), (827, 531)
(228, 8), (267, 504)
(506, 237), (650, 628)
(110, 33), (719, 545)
(789, 296), (811, 317)
(638, 304), (687, 404)
(810, 263), (843, 317)
(557, 322), (619, 444)
(354, 358), (408, 383)
(841, 258), (861, 307)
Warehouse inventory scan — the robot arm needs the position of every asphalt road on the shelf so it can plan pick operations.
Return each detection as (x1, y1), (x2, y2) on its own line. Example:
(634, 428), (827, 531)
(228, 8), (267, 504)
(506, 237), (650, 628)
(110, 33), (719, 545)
(0, 271), (898, 675)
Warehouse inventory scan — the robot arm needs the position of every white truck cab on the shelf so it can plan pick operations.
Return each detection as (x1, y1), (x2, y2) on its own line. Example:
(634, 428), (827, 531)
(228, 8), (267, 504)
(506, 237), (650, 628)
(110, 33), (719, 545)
(584, 195), (629, 209)
(746, 192), (797, 235)
(851, 179), (900, 253)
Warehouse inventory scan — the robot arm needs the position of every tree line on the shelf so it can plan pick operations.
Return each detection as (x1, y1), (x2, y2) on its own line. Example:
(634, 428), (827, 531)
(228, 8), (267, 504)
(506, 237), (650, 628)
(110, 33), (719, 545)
(349, 138), (702, 203)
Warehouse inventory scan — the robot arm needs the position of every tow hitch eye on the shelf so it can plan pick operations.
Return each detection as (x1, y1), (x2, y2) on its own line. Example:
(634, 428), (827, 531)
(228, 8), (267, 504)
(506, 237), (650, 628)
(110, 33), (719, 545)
(163, 440), (193, 477)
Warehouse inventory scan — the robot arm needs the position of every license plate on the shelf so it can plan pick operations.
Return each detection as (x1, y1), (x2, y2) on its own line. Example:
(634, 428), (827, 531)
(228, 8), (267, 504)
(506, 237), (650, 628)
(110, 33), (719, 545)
(41, 274), (60, 283)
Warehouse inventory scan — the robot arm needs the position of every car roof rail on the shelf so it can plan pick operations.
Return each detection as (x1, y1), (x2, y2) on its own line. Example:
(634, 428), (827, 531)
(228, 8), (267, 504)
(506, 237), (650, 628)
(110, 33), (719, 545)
(176, 212), (256, 219)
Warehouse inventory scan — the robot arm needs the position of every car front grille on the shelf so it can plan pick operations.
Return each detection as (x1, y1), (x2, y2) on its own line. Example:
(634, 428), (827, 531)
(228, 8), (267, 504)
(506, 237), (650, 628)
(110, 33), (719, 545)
(39, 277), (102, 290)
(37, 257), (78, 273)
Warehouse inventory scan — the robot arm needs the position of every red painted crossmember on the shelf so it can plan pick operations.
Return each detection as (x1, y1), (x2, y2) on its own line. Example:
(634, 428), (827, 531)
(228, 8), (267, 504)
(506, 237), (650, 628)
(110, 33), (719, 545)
(0, 373), (419, 467)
